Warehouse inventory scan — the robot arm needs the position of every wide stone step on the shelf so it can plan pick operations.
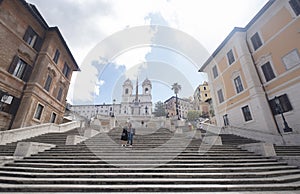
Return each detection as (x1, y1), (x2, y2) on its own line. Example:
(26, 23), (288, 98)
(24, 155), (270, 160)
(0, 165), (297, 173)
(0, 181), (299, 192)
(35, 150), (256, 155)
(1, 169), (300, 179)
(6, 161), (287, 169)
(1, 173), (300, 185)
(13, 158), (279, 164)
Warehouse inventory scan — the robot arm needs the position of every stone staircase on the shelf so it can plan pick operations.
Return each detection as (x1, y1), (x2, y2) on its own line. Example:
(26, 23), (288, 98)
(275, 145), (300, 156)
(0, 127), (299, 192)
(0, 128), (82, 156)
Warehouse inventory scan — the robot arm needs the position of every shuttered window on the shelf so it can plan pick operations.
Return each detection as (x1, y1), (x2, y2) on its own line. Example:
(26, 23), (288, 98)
(23, 26), (42, 51)
(242, 105), (252, 122)
(8, 56), (32, 82)
(217, 89), (224, 103)
(234, 76), (244, 94)
(289, 0), (300, 16)
(269, 94), (293, 115)
(34, 104), (44, 120)
(57, 87), (63, 101)
(44, 75), (52, 92)
(227, 49), (235, 65)
(261, 62), (276, 82)
(50, 112), (57, 123)
(53, 49), (60, 64)
(63, 63), (70, 78)
(250, 32), (263, 51)
(212, 65), (218, 78)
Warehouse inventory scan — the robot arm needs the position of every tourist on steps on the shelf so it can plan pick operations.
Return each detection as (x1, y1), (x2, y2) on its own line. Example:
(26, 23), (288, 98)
(120, 125), (128, 147)
(127, 119), (134, 147)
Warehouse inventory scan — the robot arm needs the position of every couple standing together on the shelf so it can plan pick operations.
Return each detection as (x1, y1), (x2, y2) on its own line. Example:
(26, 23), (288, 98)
(121, 120), (134, 147)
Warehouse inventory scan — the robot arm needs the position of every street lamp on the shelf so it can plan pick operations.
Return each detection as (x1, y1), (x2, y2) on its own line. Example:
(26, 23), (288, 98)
(274, 96), (292, 133)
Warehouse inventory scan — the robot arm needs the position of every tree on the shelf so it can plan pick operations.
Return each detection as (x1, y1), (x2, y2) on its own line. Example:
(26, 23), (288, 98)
(187, 110), (201, 121)
(153, 101), (166, 117)
(171, 83), (181, 119)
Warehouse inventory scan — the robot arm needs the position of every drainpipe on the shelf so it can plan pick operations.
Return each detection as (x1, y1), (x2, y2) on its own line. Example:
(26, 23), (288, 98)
(245, 31), (284, 144)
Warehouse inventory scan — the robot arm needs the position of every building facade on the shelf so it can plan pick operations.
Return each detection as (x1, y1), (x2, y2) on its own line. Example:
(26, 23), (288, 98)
(199, 0), (300, 135)
(0, 0), (79, 130)
(70, 78), (153, 119)
(165, 96), (193, 119)
(193, 81), (211, 116)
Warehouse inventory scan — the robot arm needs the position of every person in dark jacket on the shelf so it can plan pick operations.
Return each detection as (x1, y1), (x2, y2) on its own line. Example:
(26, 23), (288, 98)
(120, 126), (128, 147)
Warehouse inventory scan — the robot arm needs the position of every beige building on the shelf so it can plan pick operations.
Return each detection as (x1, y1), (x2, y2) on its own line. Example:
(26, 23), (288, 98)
(0, 0), (79, 130)
(194, 81), (211, 117)
(199, 0), (300, 137)
(165, 96), (193, 119)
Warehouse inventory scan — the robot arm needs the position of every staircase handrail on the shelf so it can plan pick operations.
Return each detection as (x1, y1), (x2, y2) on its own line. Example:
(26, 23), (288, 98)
(222, 125), (284, 144)
(0, 121), (81, 145)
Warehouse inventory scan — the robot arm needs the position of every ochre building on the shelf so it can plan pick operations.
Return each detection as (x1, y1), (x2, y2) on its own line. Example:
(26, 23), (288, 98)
(199, 0), (300, 137)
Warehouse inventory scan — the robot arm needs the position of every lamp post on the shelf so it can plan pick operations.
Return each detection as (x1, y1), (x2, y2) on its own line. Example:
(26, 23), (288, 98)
(274, 96), (292, 133)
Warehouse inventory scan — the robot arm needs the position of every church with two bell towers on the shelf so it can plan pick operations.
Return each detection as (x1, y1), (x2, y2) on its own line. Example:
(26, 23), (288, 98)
(120, 78), (152, 116)
(70, 78), (153, 119)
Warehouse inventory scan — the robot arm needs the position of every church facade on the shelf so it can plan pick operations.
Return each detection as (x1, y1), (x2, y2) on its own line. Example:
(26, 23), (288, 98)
(119, 78), (152, 116)
(70, 78), (153, 119)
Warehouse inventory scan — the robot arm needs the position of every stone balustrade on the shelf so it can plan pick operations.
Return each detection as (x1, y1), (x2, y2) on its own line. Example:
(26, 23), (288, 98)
(0, 121), (81, 145)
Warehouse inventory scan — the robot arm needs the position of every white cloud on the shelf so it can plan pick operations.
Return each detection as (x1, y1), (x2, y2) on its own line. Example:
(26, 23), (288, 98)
(94, 79), (105, 96)
(27, 0), (269, 104)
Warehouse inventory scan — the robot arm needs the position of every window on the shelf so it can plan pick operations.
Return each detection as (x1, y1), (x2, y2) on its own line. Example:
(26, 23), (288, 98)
(251, 32), (263, 51)
(234, 76), (244, 93)
(212, 65), (218, 78)
(50, 112), (56, 123)
(34, 104), (44, 120)
(205, 93), (208, 97)
(44, 75), (52, 92)
(269, 94), (293, 115)
(23, 26), (42, 51)
(204, 87), (206, 90)
(282, 49), (300, 70)
(217, 89), (224, 103)
(8, 56), (32, 82)
(125, 88), (129, 94)
(223, 114), (229, 126)
(63, 63), (70, 78)
(57, 87), (63, 101)
(12, 59), (26, 79)
(261, 62), (276, 82)
(242, 105), (252, 121)
(289, 0), (300, 16)
(227, 49), (235, 65)
(53, 49), (60, 64)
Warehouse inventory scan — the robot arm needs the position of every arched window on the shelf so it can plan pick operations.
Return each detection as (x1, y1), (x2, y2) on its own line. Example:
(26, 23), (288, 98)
(125, 88), (129, 94)
(145, 88), (149, 94)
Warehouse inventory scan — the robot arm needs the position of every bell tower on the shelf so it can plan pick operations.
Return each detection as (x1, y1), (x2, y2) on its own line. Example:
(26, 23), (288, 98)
(142, 78), (152, 95)
(123, 78), (133, 96)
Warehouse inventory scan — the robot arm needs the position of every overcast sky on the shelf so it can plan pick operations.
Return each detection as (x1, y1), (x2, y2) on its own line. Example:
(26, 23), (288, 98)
(27, 0), (269, 105)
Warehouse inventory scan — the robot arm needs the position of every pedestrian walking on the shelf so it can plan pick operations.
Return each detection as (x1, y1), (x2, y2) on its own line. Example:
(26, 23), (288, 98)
(127, 120), (134, 147)
(120, 126), (128, 147)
